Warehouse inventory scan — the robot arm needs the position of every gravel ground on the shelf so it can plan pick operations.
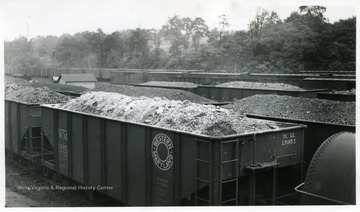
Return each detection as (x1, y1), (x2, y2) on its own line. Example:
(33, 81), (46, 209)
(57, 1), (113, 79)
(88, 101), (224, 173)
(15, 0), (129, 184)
(140, 81), (199, 88)
(224, 95), (355, 125)
(93, 82), (213, 104)
(59, 92), (281, 136)
(216, 81), (305, 91)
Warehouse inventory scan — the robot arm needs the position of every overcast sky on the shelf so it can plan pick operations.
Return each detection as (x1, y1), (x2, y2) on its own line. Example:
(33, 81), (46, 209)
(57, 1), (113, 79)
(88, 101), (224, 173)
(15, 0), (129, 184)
(1, 0), (358, 41)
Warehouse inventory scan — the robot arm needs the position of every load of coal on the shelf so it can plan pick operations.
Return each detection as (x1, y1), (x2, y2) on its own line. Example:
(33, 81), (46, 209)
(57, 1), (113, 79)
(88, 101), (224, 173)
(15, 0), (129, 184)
(5, 84), (71, 104)
(29, 82), (88, 94)
(93, 82), (213, 104)
(330, 88), (356, 95)
(216, 81), (305, 91)
(224, 94), (355, 125)
(59, 92), (281, 136)
(140, 81), (199, 88)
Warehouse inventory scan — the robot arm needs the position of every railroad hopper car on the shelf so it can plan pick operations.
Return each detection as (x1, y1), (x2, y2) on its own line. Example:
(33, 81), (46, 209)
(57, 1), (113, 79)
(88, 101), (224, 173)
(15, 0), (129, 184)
(5, 100), (43, 167)
(111, 70), (201, 85)
(245, 114), (355, 173)
(296, 132), (355, 205)
(248, 73), (355, 83)
(246, 73), (319, 87)
(58, 68), (113, 81)
(146, 71), (186, 83)
(37, 68), (54, 77)
(299, 70), (356, 76)
(125, 84), (326, 102)
(38, 104), (306, 206)
(82, 69), (101, 79)
(110, 69), (202, 84)
(316, 92), (355, 102)
(145, 72), (249, 85)
(110, 70), (149, 84)
(194, 86), (326, 102)
(96, 70), (356, 87)
(331, 74), (356, 79)
(126, 84), (198, 94)
(176, 72), (249, 85)
(4, 67), (12, 75)
(5, 67), (356, 87)
(302, 78), (355, 90)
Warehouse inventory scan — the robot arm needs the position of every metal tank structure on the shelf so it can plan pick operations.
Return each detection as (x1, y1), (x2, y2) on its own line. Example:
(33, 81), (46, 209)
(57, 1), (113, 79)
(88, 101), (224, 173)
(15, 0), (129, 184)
(295, 132), (355, 205)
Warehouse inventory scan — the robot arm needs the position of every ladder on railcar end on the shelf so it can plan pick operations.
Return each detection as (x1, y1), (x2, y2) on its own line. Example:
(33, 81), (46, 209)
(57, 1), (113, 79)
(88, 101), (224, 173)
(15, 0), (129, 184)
(195, 138), (240, 206)
(23, 125), (42, 154)
(22, 111), (42, 167)
(195, 138), (212, 206)
(219, 139), (240, 206)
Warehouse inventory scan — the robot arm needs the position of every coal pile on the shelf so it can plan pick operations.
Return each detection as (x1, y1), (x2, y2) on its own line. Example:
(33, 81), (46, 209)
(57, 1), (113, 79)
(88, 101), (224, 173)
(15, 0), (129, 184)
(4, 76), (30, 86)
(93, 82), (213, 104)
(224, 95), (355, 125)
(29, 82), (89, 94)
(59, 92), (280, 136)
(5, 75), (88, 94)
(216, 81), (305, 91)
(5, 84), (71, 104)
(140, 81), (199, 88)
(331, 88), (356, 95)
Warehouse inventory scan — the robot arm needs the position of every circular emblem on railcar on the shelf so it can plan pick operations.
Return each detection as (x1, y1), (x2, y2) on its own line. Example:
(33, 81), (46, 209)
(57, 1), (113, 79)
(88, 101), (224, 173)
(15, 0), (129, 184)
(152, 133), (174, 171)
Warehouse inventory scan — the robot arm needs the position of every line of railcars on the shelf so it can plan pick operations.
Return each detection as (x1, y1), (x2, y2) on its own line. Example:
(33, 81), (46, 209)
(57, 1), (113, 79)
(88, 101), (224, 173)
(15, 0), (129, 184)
(127, 84), (328, 102)
(5, 98), (308, 206)
(6, 68), (355, 103)
(4, 94), (356, 206)
(4, 68), (356, 205)
(5, 67), (356, 90)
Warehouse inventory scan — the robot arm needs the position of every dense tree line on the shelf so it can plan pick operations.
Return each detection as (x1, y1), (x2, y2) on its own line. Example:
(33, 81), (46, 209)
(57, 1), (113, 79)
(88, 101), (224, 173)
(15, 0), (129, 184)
(4, 6), (356, 73)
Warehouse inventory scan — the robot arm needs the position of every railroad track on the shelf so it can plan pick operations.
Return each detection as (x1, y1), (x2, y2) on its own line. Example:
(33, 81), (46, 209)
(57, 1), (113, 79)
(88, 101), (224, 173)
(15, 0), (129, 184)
(8, 157), (61, 188)
(6, 155), (124, 206)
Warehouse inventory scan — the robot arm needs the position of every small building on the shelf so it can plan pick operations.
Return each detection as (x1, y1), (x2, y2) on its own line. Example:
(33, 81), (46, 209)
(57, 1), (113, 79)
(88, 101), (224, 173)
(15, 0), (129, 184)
(58, 74), (97, 89)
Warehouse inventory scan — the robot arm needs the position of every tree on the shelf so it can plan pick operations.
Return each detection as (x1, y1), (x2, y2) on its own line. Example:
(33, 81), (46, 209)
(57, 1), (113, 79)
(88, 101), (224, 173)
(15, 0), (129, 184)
(325, 17), (356, 70)
(160, 15), (190, 55)
(149, 28), (162, 59)
(218, 14), (230, 47)
(128, 28), (150, 58)
(103, 31), (125, 68)
(248, 8), (281, 56)
(82, 28), (107, 67)
(284, 6), (331, 70)
(4, 36), (43, 70)
(161, 16), (209, 54)
(285, 6), (328, 32)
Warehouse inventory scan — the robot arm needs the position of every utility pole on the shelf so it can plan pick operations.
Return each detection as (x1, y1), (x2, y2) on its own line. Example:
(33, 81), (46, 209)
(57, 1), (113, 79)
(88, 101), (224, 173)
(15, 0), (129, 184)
(52, 50), (56, 77)
(26, 16), (31, 40)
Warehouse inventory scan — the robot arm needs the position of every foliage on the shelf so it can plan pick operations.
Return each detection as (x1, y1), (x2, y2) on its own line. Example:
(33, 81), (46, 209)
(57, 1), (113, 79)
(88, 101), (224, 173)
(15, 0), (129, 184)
(4, 7), (356, 72)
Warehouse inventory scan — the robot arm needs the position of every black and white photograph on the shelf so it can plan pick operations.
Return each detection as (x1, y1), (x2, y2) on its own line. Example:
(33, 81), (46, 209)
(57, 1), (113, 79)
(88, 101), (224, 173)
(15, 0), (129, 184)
(0, 0), (358, 210)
